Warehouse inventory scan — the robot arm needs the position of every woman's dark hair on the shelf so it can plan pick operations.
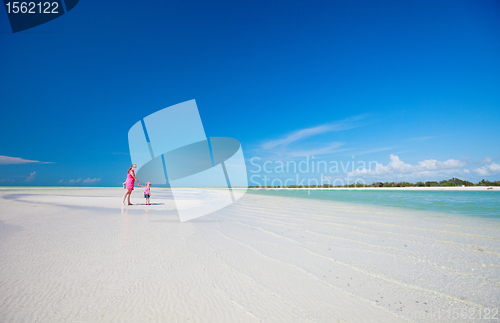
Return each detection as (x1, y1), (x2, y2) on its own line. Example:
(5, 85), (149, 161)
(127, 164), (137, 174)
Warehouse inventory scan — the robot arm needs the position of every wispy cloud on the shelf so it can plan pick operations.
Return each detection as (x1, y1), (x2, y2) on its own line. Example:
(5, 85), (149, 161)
(391, 150), (412, 155)
(408, 134), (450, 142)
(409, 136), (438, 141)
(352, 147), (394, 156)
(482, 157), (494, 164)
(0, 178), (15, 183)
(287, 142), (347, 157)
(254, 115), (370, 160)
(25, 171), (36, 182)
(262, 124), (334, 150)
(68, 178), (82, 183)
(261, 114), (369, 150)
(66, 178), (101, 184)
(0, 155), (54, 165)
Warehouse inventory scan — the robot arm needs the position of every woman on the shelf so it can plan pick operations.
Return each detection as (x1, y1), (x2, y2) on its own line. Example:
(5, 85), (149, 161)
(122, 164), (142, 205)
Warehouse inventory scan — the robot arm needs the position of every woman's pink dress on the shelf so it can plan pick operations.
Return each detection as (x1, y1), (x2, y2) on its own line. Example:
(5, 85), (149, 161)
(126, 170), (135, 190)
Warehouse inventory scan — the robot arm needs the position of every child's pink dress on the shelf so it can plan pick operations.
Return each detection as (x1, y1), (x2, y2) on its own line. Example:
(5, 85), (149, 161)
(126, 170), (135, 190)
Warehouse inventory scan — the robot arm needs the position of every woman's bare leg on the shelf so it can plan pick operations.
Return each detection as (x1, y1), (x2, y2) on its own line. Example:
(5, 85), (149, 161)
(127, 190), (133, 205)
(122, 190), (128, 205)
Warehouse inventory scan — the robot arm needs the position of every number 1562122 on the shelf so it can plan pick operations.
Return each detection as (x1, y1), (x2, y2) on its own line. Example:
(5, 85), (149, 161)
(5, 2), (59, 14)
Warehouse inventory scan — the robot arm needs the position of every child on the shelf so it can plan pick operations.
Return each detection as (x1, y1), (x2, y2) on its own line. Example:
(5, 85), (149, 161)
(144, 182), (152, 205)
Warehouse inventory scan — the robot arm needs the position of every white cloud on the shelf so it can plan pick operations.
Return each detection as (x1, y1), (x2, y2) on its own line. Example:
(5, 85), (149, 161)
(474, 163), (500, 176)
(58, 179), (64, 183)
(68, 178), (82, 183)
(25, 171), (36, 182)
(348, 154), (467, 178)
(0, 155), (53, 165)
(67, 178), (101, 184)
(82, 178), (100, 184)
(482, 157), (493, 164)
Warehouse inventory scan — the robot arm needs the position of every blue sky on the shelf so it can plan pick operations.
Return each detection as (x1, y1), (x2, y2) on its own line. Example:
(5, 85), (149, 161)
(1, 0), (499, 186)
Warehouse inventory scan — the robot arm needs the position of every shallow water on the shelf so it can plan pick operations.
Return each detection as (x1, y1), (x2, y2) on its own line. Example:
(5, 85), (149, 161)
(249, 189), (500, 218)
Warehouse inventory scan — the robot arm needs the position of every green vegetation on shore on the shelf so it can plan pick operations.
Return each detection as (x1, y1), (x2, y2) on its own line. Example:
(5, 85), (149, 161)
(248, 178), (500, 188)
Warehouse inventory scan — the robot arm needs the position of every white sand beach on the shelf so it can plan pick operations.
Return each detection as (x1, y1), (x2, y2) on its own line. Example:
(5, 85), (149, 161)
(0, 187), (499, 322)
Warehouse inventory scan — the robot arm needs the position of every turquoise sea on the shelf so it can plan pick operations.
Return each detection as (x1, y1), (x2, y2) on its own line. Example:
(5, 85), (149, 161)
(248, 189), (500, 218)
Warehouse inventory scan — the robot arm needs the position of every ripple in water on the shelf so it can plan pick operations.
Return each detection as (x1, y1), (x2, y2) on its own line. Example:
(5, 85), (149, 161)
(249, 190), (500, 218)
